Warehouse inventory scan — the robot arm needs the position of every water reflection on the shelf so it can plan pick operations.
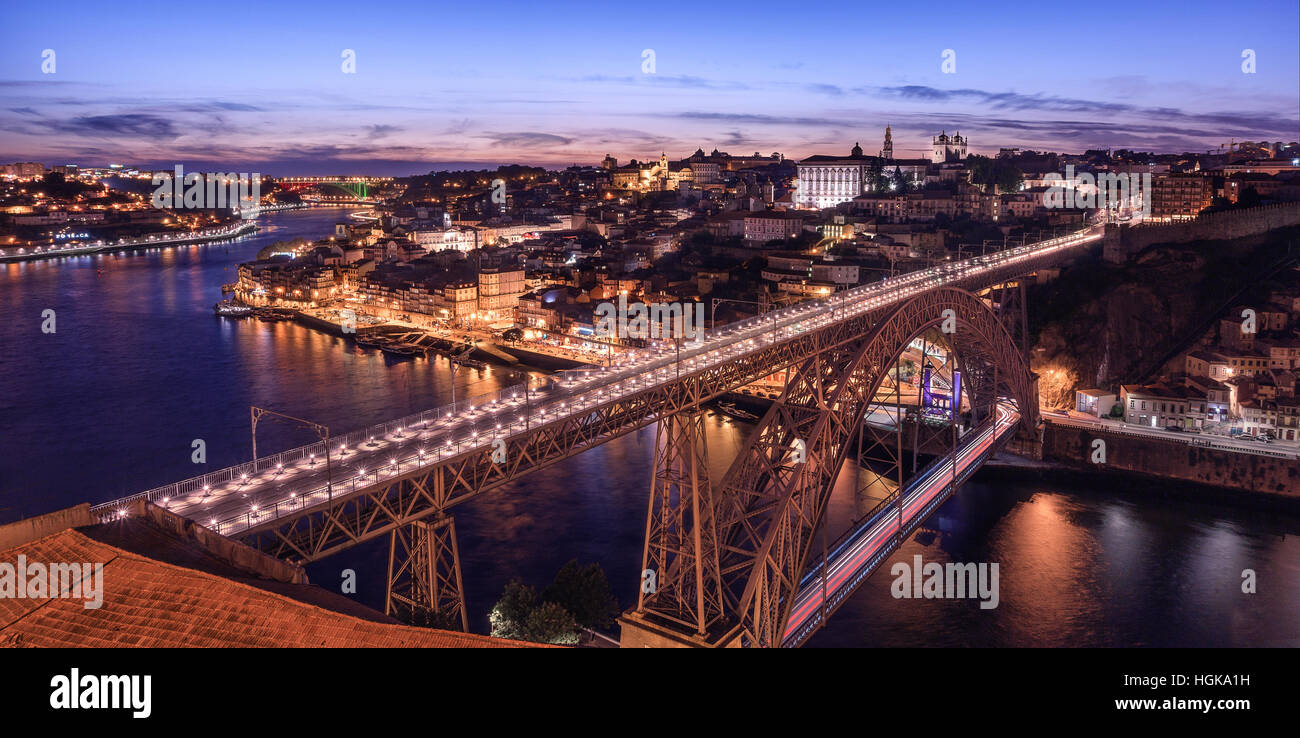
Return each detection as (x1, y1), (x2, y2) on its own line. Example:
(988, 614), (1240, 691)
(1, 207), (1296, 646)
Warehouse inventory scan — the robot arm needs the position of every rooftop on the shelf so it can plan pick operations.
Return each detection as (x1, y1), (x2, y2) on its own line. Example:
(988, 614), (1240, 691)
(0, 504), (542, 648)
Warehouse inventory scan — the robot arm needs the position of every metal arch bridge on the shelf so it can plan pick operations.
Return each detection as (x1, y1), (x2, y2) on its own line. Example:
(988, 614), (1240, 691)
(275, 176), (392, 199)
(90, 223), (1105, 643)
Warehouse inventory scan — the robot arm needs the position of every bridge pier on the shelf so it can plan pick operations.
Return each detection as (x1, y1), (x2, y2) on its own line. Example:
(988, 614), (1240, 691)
(385, 514), (468, 632)
(618, 611), (744, 648)
(625, 407), (726, 643)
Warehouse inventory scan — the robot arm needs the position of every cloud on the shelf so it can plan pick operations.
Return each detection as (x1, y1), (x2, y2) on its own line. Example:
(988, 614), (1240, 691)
(171, 101), (265, 113)
(805, 83), (845, 96)
(365, 124), (402, 139)
(482, 131), (574, 147)
(668, 112), (851, 127)
(48, 114), (181, 139)
(869, 85), (1297, 134)
(576, 74), (749, 90)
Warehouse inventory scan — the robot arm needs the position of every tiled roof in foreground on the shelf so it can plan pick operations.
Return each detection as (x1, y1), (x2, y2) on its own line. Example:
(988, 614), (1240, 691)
(0, 525), (541, 648)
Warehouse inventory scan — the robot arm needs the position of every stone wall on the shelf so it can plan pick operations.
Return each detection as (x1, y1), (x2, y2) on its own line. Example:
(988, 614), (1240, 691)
(1104, 202), (1300, 263)
(1042, 422), (1300, 498)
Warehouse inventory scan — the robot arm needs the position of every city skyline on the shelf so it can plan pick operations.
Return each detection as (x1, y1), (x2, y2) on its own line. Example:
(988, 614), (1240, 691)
(2, 0), (1298, 175)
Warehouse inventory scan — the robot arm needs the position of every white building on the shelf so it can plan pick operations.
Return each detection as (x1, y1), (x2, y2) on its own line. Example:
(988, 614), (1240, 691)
(413, 227), (480, 253)
(796, 131), (930, 209)
(930, 131), (968, 163)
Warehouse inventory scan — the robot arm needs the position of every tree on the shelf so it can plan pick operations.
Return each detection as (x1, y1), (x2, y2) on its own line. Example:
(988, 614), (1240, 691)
(966, 155), (1022, 194)
(489, 576), (583, 644)
(524, 601), (580, 645)
(542, 560), (618, 630)
(890, 167), (910, 194)
(502, 327), (523, 342)
(488, 578), (537, 640)
(1109, 403), (1125, 418)
(868, 159), (887, 193)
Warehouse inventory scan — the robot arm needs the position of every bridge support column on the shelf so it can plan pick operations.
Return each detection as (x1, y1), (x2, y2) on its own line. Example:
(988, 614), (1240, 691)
(990, 279), (1030, 364)
(385, 514), (468, 632)
(623, 408), (725, 644)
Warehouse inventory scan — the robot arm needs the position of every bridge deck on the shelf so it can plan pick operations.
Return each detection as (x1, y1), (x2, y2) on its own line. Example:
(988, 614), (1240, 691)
(783, 404), (1019, 647)
(90, 226), (1101, 557)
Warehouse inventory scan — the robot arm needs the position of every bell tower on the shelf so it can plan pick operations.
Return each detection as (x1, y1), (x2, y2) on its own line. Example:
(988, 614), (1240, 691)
(881, 125), (894, 160)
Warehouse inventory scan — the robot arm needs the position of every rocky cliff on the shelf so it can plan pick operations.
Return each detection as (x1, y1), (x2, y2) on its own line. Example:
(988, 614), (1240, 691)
(1028, 227), (1299, 409)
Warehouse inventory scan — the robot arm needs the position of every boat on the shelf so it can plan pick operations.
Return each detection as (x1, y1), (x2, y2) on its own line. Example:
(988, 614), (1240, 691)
(354, 334), (392, 349)
(451, 356), (486, 370)
(717, 401), (760, 422)
(213, 300), (253, 317)
(253, 307), (296, 322)
(381, 342), (424, 357)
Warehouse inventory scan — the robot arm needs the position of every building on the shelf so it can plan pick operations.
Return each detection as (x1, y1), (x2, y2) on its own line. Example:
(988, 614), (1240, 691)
(930, 132), (968, 163)
(0, 504), (537, 648)
(1120, 383), (1203, 430)
(412, 226), (480, 253)
(743, 211), (809, 243)
(3, 162), (45, 178)
(1150, 174), (1213, 220)
(477, 263), (526, 327)
(795, 132), (930, 208)
(1074, 388), (1117, 417)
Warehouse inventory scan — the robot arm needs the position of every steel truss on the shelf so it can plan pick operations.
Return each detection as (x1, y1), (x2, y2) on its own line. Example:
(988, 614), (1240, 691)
(385, 515), (468, 631)
(643, 288), (1037, 647)
(238, 284), (907, 563)
(636, 408), (726, 635)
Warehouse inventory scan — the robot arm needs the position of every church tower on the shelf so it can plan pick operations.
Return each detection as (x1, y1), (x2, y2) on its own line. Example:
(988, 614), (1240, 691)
(881, 125), (894, 160)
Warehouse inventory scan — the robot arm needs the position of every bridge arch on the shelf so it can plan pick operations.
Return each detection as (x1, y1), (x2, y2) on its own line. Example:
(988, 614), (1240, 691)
(633, 287), (1038, 646)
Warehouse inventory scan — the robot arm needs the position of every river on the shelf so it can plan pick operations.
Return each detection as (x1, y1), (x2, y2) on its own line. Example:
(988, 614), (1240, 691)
(2, 206), (1296, 646)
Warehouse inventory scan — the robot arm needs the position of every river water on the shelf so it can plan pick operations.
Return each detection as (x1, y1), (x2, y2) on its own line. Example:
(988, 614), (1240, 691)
(2, 206), (1296, 646)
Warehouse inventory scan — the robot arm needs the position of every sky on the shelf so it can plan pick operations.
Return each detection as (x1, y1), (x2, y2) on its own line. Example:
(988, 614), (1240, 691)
(1, 0), (1298, 176)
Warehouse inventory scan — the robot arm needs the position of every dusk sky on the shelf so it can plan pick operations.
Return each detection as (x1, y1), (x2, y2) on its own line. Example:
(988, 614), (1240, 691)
(3, 0), (1298, 175)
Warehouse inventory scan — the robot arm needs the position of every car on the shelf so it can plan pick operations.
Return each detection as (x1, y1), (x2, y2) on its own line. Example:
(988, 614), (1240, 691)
(1164, 425), (1184, 432)
(1257, 434), (1274, 443)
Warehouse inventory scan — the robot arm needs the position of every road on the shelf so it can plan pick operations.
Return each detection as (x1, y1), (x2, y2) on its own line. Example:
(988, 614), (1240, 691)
(782, 403), (1019, 646)
(1043, 413), (1299, 460)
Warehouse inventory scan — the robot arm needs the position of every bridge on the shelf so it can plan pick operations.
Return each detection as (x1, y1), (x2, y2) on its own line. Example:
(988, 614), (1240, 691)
(91, 223), (1104, 646)
(274, 176), (394, 199)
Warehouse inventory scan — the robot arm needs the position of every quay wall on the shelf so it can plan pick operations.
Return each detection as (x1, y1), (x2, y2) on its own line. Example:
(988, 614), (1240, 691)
(1041, 422), (1300, 500)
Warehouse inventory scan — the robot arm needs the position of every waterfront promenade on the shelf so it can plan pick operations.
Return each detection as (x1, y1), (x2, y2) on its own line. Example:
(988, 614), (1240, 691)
(0, 220), (259, 263)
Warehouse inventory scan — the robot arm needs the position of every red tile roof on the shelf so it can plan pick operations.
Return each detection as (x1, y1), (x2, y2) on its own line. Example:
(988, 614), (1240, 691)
(1, 529), (543, 648)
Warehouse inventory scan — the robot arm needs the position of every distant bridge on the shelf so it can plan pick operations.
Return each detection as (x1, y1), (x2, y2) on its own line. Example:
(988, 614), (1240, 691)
(275, 176), (394, 199)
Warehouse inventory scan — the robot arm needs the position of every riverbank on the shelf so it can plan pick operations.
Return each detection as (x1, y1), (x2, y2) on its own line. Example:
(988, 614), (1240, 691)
(224, 306), (553, 372)
(978, 450), (1300, 514)
(0, 221), (259, 263)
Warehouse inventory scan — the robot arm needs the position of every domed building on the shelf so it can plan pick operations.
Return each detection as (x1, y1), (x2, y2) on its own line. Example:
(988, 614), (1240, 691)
(794, 128), (930, 208)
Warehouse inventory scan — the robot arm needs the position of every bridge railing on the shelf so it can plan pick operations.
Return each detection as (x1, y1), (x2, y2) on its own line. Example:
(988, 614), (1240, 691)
(1044, 415), (1297, 460)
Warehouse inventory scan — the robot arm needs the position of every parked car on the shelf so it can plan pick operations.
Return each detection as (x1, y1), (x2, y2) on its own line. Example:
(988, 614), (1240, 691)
(1164, 425), (1184, 432)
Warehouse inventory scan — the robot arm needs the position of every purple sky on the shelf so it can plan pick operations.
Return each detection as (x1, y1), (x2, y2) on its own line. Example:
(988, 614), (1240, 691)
(2, 0), (1297, 175)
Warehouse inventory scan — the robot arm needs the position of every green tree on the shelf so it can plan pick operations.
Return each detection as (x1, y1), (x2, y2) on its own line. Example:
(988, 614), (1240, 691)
(524, 601), (580, 645)
(489, 576), (583, 645)
(542, 560), (618, 630)
(488, 578), (537, 640)
(868, 159), (887, 193)
(890, 167), (910, 194)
